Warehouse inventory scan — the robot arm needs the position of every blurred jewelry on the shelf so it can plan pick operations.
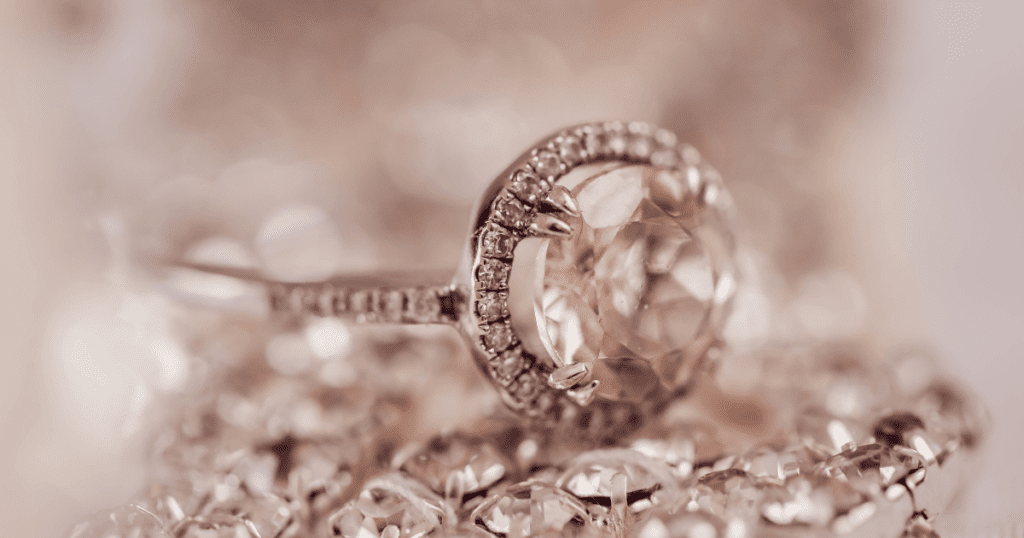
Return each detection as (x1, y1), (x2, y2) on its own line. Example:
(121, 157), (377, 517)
(167, 121), (738, 418)
(69, 343), (985, 538)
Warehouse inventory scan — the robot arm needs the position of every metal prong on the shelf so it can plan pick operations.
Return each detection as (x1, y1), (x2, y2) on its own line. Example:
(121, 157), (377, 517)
(566, 380), (600, 407)
(544, 185), (581, 218)
(529, 214), (573, 239)
(548, 362), (591, 390)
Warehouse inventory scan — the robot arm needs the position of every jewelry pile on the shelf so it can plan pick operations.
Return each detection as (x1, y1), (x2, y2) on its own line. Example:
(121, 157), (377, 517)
(69, 123), (985, 538)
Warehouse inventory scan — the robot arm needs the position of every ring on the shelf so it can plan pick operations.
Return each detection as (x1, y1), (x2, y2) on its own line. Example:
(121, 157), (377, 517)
(165, 121), (738, 418)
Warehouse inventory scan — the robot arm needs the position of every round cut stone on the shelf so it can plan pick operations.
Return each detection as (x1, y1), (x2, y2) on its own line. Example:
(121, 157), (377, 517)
(509, 164), (728, 400)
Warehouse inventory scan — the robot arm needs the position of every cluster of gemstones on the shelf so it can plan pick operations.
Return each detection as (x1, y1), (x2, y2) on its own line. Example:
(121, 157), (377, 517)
(68, 340), (983, 538)
(471, 121), (728, 415)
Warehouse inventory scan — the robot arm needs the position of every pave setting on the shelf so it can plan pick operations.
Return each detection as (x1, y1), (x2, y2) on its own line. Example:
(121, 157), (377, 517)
(470, 121), (737, 415)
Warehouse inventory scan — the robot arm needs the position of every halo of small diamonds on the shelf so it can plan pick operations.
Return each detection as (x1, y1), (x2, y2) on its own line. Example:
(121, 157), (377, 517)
(469, 121), (734, 416)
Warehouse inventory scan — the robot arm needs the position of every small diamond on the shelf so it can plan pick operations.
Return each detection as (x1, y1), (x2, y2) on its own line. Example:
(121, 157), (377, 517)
(650, 148), (680, 168)
(580, 125), (605, 159)
(472, 480), (591, 538)
(380, 290), (404, 322)
(558, 136), (585, 166)
(399, 434), (511, 504)
(510, 370), (544, 404)
(532, 150), (563, 180)
(654, 128), (678, 147)
(491, 348), (526, 386)
(627, 121), (652, 136)
(483, 322), (514, 352)
(558, 448), (680, 518)
(405, 288), (441, 323)
(606, 135), (627, 157)
(628, 137), (653, 160)
(480, 223), (515, 258)
(476, 259), (510, 289)
(494, 194), (529, 229)
(328, 474), (451, 538)
(508, 169), (548, 205)
(348, 290), (371, 314)
(477, 291), (507, 322)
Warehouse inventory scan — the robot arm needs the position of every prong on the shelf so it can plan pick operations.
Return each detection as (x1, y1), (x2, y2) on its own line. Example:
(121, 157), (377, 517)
(529, 214), (573, 239)
(544, 185), (581, 218)
(566, 380), (600, 407)
(548, 362), (591, 390)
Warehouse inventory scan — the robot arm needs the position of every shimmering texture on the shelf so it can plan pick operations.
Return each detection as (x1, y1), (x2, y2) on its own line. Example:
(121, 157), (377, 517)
(69, 505), (171, 538)
(399, 434), (512, 506)
(472, 480), (594, 538)
(516, 163), (730, 400)
(328, 474), (453, 538)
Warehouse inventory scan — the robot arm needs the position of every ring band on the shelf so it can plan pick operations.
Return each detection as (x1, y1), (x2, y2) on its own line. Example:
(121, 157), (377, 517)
(165, 121), (738, 419)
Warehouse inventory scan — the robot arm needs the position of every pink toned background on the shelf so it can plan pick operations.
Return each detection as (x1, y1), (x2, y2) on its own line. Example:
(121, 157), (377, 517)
(0, 1), (1020, 536)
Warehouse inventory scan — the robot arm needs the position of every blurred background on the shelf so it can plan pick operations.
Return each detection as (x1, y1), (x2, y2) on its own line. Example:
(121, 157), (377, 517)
(0, 0), (1020, 536)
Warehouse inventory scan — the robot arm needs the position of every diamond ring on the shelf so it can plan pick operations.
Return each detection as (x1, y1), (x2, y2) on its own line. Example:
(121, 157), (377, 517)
(165, 121), (738, 417)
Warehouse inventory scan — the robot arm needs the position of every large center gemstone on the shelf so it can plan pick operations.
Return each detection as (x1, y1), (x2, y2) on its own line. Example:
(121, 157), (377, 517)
(509, 163), (728, 401)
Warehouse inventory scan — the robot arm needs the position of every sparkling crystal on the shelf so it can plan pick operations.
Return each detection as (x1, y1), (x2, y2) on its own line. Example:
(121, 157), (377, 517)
(490, 348), (526, 386)
(399, 434), (512, 507)
(472, 480), (594, 538)
(328, 473), (452, 538)
(533, 150), (564, 180)
(509, 369), (544, 405)
(476, 259), (511, 290)
(758, 476), (833, 527)
(818, 444), (925, 497)
(381, 291), (405, 322)
(495, 194), (530, 229)
(510, 163), (730, 400)
(558, 449), (680, 513)
(508, 169), (548, 205)
(580, 127), (605, 159)
(558, 136), (585, 166)
(68, 505), (171, 538)
(480, 224), (515, 258)
(405, 289), (441, 323)
(476, 292), (507, 323)
(627, 137), (653, 160)
(632, 511), (725, 538)
(688, 469), (762, 521)
(649, 149), (679, 169)
(483, 322), (514, 352)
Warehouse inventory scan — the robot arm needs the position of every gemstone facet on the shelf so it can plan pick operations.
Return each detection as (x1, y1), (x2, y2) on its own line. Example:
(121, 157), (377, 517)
(510, 163), (730, 400)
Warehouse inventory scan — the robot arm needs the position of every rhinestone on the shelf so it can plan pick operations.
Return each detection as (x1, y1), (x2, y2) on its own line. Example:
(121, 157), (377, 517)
(483, 322), (514, 351)
(581, 127), (606, 159)
(491, 348), (526, 386)
(607, 135), (627, 157)
(627, 137), (653, 160)
(650, 149), (680, 169)
(405, 288), (441, 323)
(758, 476), (833, 527)
(476, 259), (510, 290)
(510, 370), (544, 405)
(399, 434), (512, 505)
(558, 136), (585, 166)
(819, 443), (925, 497)
(508, 169), (548, 205)
(689, 468), (762, 521)
(68, 505), (170, 538)
(653, 128), (678, 148)
(634, 511), (726, 538)
(471, 480), (592, 538)
(558, 448), (681, 517)
(380, 290), (405, 322)
(494, 194), (530, 229)
(480, 223), (515, 258)
(873, 412), (926, 449)
(511, 163), (732, 400)
(348, 290), (371, 314)
(477, 291), (507, 322)
(328, 474), (452, 538)
(532, 150), (564, 180)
